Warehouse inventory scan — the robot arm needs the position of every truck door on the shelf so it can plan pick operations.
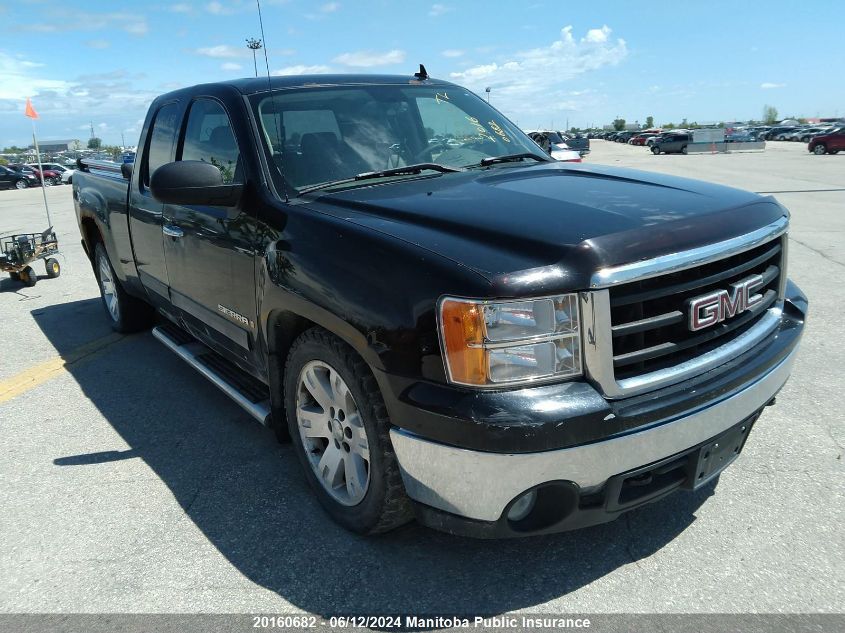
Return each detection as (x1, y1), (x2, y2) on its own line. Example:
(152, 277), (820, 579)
(129, 101), (180, 305)
(161, 97), (258, 366)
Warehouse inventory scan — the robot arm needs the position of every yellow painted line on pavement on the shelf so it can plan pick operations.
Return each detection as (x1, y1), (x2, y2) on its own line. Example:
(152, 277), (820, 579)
(0, 332), (125, 404)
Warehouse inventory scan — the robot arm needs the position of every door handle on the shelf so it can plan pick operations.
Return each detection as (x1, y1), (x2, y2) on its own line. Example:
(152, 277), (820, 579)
(163, 225), (184, 239)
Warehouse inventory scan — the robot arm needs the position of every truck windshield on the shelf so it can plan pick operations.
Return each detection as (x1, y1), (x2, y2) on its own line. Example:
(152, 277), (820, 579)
(250, 84), (546, 196)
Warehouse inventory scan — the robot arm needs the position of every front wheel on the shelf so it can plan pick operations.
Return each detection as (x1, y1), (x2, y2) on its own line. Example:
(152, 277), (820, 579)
(651, 146), (661, 154)
(681, 145), (688, 155)
(15, 179), (27, 189)
(45, 257), (61, 278)
(94, 242), (153, 332)
(813, 144), (827, 155)
(284, 328), (413, 534)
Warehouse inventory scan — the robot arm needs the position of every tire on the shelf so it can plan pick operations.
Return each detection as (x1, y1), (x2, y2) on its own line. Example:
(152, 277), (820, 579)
(51, 177), (61, 186)
(651, 146), (661, 154)
(45, 257), (61, 278)
(813, 144), (827, 155)
(284, 328), (413, 535)
(15, 179), (27, 190)
(831, 150), (840, 155)
(681, 145), (688, 154)
(19, 266), (37, 286)
(93, 242), (154, 332)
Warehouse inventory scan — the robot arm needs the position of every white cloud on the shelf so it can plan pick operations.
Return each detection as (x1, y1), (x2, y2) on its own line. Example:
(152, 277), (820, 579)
(441, 49), (464, 58)
(449, 25), (627, 120)
(221, 62), (243, 71)
(169, 3), (191, 12)
(86, 39), (111, 49)
(429, 3), (452, 17)
(271, 64), (332, 76)
(584, 25), (610, 43)
(195, 45), (248, 59)
(206, 1), (234, 15)
(333, 49), (405, 67)
(0, 52), (159, 145)
(0, 51), (69, 100)
(304, 2), (341, 19)
(23, 12), (148, 36)
(760, 82), (786, 89)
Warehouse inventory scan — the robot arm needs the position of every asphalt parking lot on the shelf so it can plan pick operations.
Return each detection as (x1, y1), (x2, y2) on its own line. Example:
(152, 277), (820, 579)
(1, 141), (842, 615)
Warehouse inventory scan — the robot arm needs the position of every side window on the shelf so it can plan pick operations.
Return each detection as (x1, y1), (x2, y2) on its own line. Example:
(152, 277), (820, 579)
(143, 102), (180, 188)
(180, 99), (242, 184)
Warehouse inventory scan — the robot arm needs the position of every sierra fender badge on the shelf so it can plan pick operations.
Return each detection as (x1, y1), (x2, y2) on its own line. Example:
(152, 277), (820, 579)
(218, 304), (255, 329)
(687, 274), (765, 331)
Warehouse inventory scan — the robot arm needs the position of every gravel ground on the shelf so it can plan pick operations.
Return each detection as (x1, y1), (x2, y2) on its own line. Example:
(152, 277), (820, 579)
(0, 140), (842, 616)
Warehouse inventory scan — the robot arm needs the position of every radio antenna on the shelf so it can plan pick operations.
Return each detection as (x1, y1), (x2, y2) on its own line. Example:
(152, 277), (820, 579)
(255, 0), (289, 202)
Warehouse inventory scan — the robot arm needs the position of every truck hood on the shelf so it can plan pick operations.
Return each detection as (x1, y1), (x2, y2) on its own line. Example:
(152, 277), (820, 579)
(306, 162), (786, 294)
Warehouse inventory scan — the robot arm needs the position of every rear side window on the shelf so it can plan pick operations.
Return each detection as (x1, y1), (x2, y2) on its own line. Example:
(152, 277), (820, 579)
(180, 99), (242, 184)
(143, 102), (180, 188)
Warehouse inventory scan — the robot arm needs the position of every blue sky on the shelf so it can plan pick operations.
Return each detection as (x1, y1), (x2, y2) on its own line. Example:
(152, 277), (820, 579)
(0, 0), (842, 146)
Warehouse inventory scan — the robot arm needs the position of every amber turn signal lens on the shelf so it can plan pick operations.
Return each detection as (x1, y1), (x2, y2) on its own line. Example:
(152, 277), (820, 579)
(439, 299), (487, 386)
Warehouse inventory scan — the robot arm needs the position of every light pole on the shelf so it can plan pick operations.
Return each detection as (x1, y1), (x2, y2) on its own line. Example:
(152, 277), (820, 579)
(485, 87), (491, 103)
(246, 38), (263, 77)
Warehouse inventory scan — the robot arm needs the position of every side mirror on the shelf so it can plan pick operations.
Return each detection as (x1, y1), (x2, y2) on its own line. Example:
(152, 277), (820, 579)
(150, 160), (243, 207)
(121, 162), (133, 180)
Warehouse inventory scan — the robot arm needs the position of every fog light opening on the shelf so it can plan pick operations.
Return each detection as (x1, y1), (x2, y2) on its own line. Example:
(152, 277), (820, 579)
(506, 490), (537, 522)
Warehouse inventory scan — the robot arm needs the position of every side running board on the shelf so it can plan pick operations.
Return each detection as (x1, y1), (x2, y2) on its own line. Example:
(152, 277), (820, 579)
(152, 324), (271, 426)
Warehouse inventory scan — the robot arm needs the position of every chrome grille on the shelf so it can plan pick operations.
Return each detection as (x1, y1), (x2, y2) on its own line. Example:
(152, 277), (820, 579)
(582, 217), (789, 399)
(609, 237), (783, 380)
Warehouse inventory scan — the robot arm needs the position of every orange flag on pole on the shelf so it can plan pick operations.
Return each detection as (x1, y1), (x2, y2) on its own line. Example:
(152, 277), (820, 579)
(24, 97), (39, 119)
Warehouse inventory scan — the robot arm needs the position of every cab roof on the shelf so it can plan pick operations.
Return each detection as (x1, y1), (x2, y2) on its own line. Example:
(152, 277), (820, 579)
(159, 74), (456, 101)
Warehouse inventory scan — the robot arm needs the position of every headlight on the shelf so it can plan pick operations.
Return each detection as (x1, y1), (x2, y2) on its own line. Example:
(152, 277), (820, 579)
(438, 294), (582, 387)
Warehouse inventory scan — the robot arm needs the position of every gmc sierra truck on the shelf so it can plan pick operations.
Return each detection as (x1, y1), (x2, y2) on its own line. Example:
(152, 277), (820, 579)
(74, 72), (807, 538)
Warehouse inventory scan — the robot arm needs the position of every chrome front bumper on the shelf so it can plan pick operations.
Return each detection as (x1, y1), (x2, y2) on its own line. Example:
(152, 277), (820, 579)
(390, 348), (797, 522)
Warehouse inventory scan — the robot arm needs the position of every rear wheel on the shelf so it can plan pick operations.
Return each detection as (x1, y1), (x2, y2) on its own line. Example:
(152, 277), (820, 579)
(15, 179), (27, 189)
(19, 266), (37, 286)
(94, 242), (153, 332)
(285, 328), (413, 534)
(45, 258), (61, 278)
(813, 144), (827, 155)
(681, 145), (688, 155)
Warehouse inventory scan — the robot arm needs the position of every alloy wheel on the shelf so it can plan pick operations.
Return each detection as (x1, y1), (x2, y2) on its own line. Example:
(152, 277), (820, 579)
(295, 360), (370, 506)
(98, 252), (119, 321)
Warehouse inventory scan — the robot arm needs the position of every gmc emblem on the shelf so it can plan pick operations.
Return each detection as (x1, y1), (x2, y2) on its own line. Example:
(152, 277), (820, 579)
(687, 274), (765, 331)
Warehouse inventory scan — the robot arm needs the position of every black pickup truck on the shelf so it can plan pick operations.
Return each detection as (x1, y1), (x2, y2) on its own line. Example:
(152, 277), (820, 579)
(74, 72), (807, 538)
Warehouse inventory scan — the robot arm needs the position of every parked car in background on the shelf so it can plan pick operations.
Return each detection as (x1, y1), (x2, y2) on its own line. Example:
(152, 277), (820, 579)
(557, 132), (590, 155)
(808, 128), (845, 154)
(28, 162), (74, 184)
(766, 126), (798, 141)
(615, 131), (636, 143)
(651, 133), (691, 154)
(526, 131), (583, 162)
(629, 133), (658, 146)
(7, 164), (59, 186)
(0, 165), (40, 189)
(793, 127), (833, 143)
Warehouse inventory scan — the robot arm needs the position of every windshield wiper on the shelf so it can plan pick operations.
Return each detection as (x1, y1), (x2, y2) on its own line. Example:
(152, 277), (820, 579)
(477, 153), (551, 167)
(297, 163), (462, 196)
(354, 163), (463, 180)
